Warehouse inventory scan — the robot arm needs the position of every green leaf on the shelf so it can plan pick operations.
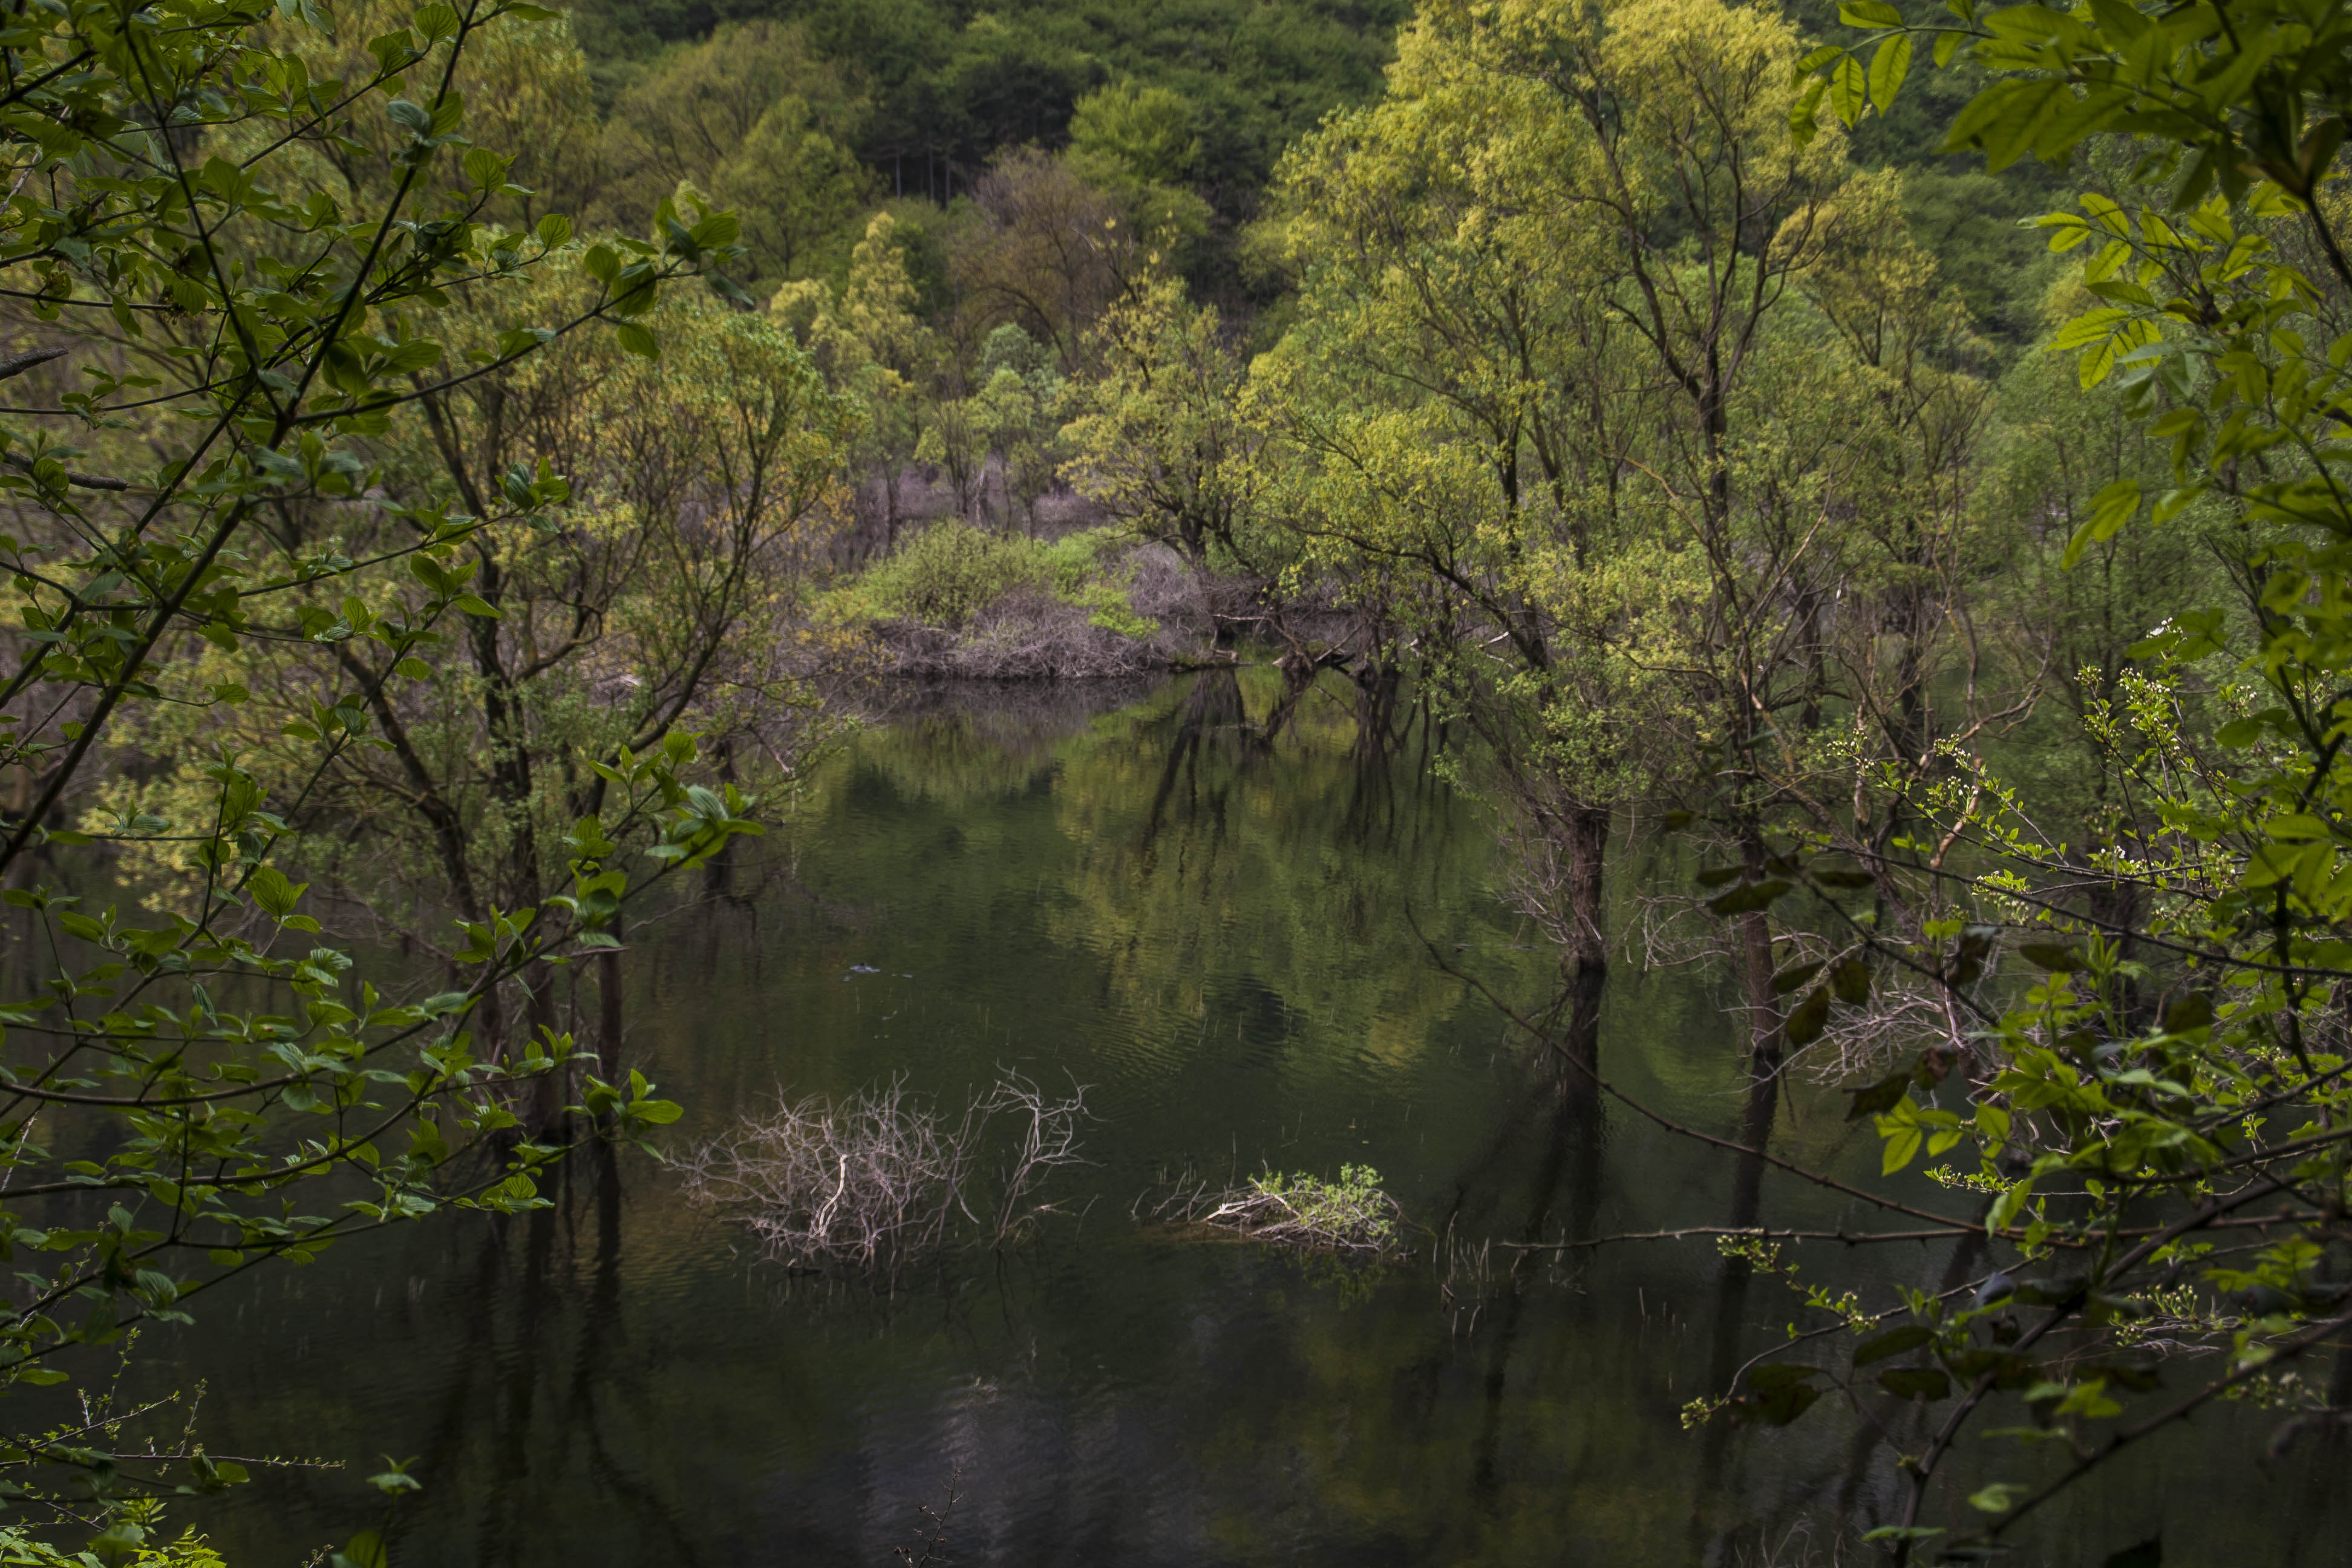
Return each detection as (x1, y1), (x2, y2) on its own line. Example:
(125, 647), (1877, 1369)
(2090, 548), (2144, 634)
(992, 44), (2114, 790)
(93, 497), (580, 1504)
(452, 595), (500, 618)
(2161, 993), (2213, 1033)
(1942, 76), (2031, 155)
(1878, 1366), (1952, 1399)
(1831, 958), (1870, 1004)
(1838, 0), (1904, 25)
(1794, 44), (1844, 79)
(461, 146), (508, 191)
(1770, 961), (1822, 995)
(1854, 1324), (1935, 1364)
(615, 321), (659, 359)
(1740, 1364), (1824, 1425)
(367, 1458), (422, 1495)
(2079, 191), (2129, 237)
(1845, 1071), (1910, 1121)
(1867, 34), (1912, 111)
(1707, 880), (1791, 915)
(384, 338), (443, 373)
(333, 1530), (389, 1568)
(1829, 52), (1869, 125)
(247, 866), (307, 920)
(2084, 479), (2140, 540)
(2063, 479), (2141, 566)
(2049, 308), (2128, 352)
(1782, 985), (1831, 1046)
(1791, 74), (1831, 143)
(2017, 942), (2085, 972)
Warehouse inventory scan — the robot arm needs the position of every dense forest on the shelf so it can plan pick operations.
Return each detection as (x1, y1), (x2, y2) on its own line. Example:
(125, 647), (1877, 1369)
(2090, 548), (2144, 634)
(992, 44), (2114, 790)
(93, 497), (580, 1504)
(4, 0), (2352, 1561)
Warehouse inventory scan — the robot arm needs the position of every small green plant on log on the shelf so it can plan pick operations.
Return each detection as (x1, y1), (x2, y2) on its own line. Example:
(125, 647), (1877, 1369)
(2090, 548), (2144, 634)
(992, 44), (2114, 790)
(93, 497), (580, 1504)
(1194, 1163), (1404, 1257)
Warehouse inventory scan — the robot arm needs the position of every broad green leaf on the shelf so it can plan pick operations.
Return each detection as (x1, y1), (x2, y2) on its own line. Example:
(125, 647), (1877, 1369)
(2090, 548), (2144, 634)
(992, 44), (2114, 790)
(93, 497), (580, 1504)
(1868, 34), (1912, 110)
(1782, 985), (1831, 1046)
(1854, 1325), (1935, 1364)
(1839, 0), (1904, 25)
(1829, 53), (1869, 124)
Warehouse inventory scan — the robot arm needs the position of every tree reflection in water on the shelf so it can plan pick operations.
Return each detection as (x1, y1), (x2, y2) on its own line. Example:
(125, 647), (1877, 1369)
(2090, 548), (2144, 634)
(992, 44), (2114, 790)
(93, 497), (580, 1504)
(132, 675), (2352, 1566)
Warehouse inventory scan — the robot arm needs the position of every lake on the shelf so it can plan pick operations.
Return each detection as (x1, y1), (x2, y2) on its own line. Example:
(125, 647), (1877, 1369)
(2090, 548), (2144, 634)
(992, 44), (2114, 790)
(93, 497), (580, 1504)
(155, 672), (2351, 1566)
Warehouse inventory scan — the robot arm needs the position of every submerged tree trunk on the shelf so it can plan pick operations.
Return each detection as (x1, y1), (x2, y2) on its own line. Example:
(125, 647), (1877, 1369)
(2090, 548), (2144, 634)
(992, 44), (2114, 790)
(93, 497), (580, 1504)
(1731, 829), (1783, 1230)
(597, 933), (625, 1082)
(1351, 658), (1402, 762)
(1564, 803), (1610, 985)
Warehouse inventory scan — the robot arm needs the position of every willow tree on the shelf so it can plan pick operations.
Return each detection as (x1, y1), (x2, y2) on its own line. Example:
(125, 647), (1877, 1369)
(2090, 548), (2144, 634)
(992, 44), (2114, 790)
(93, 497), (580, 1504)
(773, 210), (939, 554)
(1060, 273), (1278, 644)
(95, 280), (854, 1068)
(1256, 0), (1847, 1057)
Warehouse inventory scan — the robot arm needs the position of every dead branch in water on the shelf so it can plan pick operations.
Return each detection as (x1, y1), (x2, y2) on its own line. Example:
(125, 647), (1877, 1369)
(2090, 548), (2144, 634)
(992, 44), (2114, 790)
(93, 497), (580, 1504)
(674, 1071), (1093, 1276)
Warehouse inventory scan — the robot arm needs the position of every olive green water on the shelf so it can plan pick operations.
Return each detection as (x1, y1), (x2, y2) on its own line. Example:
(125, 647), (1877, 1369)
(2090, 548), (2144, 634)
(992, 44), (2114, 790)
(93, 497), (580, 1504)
(157, 673), (2349, 1566)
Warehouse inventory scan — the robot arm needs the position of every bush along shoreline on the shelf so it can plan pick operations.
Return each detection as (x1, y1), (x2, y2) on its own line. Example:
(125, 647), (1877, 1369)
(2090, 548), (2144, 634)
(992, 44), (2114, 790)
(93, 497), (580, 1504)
(817, 519), (1220, 679)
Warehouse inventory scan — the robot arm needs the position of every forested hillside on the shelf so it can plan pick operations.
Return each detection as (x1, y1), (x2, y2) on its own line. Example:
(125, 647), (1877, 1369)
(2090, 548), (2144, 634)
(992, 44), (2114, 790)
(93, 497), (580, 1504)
(555, 0), (2059, 328)
(563, 0), (1405, 267)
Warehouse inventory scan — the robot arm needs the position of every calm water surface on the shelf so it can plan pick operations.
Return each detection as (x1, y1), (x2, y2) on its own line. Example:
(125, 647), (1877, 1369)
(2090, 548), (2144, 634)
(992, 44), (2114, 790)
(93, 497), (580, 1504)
(157, 674), (2351, 1566)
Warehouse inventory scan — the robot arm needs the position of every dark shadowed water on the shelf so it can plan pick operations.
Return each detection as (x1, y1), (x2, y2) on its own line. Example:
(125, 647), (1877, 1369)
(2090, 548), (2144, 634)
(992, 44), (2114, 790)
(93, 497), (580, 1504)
(146, 673), (2352, 1566)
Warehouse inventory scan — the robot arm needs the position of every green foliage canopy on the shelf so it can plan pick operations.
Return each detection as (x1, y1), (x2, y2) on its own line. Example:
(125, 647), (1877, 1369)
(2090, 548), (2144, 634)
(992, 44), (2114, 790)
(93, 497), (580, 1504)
(0, 0), (778, 1547)
(1671, 0), (2352, 1557)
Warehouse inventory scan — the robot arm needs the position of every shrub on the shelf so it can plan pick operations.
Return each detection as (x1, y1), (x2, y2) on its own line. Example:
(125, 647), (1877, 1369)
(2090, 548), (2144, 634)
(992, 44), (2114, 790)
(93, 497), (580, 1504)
(823, 521), (1166, 650)
(1042, 528), (1163, 639)
(851, 520), (1055, 629)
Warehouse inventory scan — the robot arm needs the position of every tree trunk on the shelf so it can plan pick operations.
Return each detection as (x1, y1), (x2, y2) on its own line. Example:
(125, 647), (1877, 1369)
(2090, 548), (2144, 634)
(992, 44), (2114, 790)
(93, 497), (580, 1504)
(1731, 829), (1783, 1230)
(1566, 803), (1610, 981)
(597, 939), (624, 1083)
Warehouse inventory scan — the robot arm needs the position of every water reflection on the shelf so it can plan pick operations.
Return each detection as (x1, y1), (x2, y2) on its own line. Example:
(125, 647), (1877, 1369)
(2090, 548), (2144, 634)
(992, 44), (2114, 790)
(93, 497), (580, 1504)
(139, 673), (2352, 1567)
